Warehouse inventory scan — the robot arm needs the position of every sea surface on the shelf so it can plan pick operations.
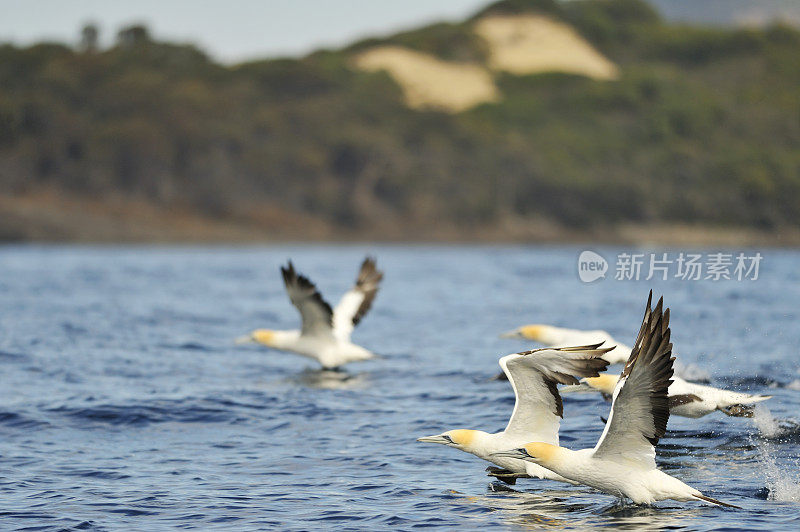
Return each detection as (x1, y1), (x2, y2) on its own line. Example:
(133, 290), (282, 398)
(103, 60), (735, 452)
(1, 245), (799, 531)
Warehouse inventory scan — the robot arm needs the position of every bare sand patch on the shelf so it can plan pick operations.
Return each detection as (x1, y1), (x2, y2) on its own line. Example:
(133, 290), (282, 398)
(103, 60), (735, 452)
(353, 46), (499, 112)
(474, 14), (618, 80)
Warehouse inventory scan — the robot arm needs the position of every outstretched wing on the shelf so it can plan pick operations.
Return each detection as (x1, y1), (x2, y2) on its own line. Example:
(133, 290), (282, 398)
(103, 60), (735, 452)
(501, 344), (612, 442)
(333, 257), (383, 340)
(593, 292), (674, 467)
(281, 261), (334, 338)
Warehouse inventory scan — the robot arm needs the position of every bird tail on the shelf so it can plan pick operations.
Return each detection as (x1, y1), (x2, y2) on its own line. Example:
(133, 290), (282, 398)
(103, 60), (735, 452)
(693, 494), (741, 509)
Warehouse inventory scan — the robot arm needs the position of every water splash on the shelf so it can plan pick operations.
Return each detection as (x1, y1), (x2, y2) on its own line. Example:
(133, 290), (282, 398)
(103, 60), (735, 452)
(753, 405), (781, 438)
(752, 405), (800, 440)
(673, 360), (710, 383)
(752, 406), (800, 502)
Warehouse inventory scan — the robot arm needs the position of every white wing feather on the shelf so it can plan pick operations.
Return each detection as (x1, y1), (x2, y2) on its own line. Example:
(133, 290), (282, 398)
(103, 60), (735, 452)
(333, 257), (383, 340)
(502, 346), (611, 441)
(281, 262), (335, 339)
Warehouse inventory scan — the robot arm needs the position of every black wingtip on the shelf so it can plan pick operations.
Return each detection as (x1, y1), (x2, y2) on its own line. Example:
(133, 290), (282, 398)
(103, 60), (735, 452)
(653, 296), (664, 321)
(279, 261), (316, 291)
(357, 256), (383, 282)
(281, 260), (296, 284)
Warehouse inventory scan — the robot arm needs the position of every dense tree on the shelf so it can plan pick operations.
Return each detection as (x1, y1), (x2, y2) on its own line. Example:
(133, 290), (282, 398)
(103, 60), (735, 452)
(0, 0), (799, 239)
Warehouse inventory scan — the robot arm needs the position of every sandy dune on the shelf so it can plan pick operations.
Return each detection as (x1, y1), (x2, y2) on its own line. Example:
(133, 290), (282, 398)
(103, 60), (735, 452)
(474, 14), (618, 80)
(353, 46), (499, 112)
(352, 14), (618, 112)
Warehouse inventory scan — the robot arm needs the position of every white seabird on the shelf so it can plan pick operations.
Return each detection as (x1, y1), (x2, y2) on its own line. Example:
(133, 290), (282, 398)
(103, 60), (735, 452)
(417, 344), (611, 485)
(571, 372), (771, 418)
(501, 324), (631, 364)
(493, 293), (740, 507)
(237, 257), (383, 369)
(500, 321), (716, 381)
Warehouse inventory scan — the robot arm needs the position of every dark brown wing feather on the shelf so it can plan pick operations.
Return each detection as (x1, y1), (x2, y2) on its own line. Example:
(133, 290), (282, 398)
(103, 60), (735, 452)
(669, 393), (702, 408)
(593, 292), (675, 460)
(545, 379), (564, 418)
(630, 304), (674, 445)
(281, 261), (334, 335)
(351, 257), (383, 326)
(621, 289), (655, 380)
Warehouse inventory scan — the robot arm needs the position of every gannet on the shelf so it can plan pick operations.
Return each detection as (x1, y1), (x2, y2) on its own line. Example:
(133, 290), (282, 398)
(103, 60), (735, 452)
(574, 372), (771, 418)
(417, 344), (611, 485)
(501, 323), (716, 382)
(493, 293), (740, 508)
(236, 257), (383, 369)
(501, 325), (631, 364)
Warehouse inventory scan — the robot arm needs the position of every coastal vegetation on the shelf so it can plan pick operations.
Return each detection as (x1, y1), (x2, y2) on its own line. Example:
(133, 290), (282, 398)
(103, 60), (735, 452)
(1, 0), (798, 241)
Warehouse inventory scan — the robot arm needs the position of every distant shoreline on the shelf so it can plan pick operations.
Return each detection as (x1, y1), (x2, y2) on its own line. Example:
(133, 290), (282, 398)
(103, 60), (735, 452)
(1, 191), (796, 248)
(4, 9), (800, 243)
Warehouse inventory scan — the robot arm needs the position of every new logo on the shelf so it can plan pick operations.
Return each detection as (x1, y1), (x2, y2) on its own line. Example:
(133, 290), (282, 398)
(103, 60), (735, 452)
(577, 250), (608, 283)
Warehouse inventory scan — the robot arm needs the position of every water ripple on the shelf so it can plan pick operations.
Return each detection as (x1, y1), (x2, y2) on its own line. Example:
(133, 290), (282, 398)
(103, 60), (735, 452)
(0, 246), (798, 530)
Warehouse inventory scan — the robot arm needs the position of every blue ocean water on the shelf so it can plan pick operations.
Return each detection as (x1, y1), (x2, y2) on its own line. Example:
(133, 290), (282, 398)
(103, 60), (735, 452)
(0, 244), (798, 531)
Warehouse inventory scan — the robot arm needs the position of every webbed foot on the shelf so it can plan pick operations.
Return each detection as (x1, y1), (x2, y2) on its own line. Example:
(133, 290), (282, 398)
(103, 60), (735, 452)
(485, 466), (531, 485)
(719, 404), (755, 417)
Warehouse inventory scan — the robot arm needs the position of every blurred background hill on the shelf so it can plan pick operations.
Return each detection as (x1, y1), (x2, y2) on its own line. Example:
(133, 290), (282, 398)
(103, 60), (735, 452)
(1, 0), (799, 243)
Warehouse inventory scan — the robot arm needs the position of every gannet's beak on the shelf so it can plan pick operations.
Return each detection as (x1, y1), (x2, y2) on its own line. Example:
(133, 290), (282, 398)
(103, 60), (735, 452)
(235, 335), (255, 345)
(491, 448), (531, 460)
(416, 435), (450, 444)
(499, 329), (523, 339)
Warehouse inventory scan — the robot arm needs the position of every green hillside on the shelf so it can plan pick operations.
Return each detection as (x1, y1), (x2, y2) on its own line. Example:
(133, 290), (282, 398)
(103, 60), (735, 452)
(1, 0), (799, 241)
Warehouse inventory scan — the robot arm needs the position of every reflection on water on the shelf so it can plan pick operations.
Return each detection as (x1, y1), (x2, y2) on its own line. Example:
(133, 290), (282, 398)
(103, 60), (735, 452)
(456, 482), (712, 530)
(460, 485), (585, 529)
(289, 368), (370, 390)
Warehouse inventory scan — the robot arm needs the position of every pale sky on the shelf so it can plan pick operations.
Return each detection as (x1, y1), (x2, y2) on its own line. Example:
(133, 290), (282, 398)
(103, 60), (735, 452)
(0, 0), (488, 63)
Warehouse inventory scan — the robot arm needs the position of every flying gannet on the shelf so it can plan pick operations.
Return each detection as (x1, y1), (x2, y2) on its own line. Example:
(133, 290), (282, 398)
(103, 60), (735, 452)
(510, 321), (771, 417)
(417, 344), (611, 485)
(500, 322), (719, 383)
(236, 257), (383, 369)
(572, 372), (771, 418)
(493, 293), (740, 507)
(501, 325), (631, 364)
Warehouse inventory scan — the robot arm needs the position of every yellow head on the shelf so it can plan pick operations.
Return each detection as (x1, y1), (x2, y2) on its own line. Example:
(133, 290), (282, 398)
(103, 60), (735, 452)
(522, 442), (560, 464)
(583, 374), (619, 395)
(501, 324), (547, 340)
(446, 429), (478, 446)
(417, 429), (478, 448)
(491, 441), (562, 464)
(251, 329), (276, 346)
(519, 325), (546, 341)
